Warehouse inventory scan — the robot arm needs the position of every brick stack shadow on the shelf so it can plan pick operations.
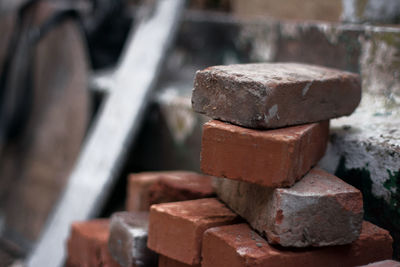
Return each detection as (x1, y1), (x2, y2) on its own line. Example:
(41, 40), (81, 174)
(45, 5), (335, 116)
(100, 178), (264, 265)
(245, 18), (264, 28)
(65, 63), (395, 267)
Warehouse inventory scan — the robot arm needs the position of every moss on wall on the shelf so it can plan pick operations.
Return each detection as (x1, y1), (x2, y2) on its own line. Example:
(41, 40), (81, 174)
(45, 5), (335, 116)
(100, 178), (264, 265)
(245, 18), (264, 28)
(336, 156), (400, 259)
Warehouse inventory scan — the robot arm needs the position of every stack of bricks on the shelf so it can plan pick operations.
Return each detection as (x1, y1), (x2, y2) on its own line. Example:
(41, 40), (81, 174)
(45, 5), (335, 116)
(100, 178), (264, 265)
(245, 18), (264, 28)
(146, 63), (394, 266)
(66, 63), (395, 267)
(66, 171), (216, 266)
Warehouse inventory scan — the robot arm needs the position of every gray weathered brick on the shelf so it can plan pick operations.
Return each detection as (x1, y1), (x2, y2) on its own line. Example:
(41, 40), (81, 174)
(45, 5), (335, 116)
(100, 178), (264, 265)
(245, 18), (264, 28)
(192, 63), (361, 129)
(108, 212), (157, 267)
(214, 168), (364, 247)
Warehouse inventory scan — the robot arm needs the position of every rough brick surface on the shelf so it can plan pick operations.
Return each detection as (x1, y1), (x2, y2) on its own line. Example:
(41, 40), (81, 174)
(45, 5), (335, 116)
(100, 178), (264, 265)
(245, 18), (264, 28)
(201, 120), (329, 187)
(147, 198), (240, 265)
(202, 222), (393, 267)
(66, 219), (120, 267)
(214, 168), (363, 247)
(148, 172), (214, 205)
(126, 171), (214, 212)
(159, 255), (200, 267)
(108, 212), (157, 267)
(361, 260), (400, 267)
(192, 63), (361, 129)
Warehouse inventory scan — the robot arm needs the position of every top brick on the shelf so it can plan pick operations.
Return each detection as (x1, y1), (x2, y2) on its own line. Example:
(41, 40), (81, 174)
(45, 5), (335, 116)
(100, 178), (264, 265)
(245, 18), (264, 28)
(192, 63), (361, 129)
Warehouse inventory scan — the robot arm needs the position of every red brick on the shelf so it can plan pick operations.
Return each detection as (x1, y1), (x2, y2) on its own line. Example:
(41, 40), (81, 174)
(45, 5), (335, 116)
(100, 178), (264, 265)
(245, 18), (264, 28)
(147, 198), (240, 265)
(202, 222), (393, 267)
(192, 63), (361, 129)
(361, 260), (400, 267)
(126, 171), (214, 212)
(66, 219), (120, 267)
(201, 120), (329, 187)
(148, 172), (214, 205)
(159, 255), (200, 267)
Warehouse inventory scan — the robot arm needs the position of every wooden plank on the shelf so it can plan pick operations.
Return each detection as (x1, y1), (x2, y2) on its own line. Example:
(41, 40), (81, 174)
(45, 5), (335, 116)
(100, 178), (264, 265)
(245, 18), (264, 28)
(27, 0), (185, 266)
(0, 0), (90, 249)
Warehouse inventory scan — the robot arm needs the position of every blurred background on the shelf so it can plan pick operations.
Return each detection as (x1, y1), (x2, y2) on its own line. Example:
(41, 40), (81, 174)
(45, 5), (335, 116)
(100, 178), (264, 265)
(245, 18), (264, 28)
(0, 0), (399, 265)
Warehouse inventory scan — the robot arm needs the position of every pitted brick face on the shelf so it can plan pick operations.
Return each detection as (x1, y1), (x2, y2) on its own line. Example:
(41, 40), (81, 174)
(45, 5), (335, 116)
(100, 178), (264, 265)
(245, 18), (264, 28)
(66, 219), (120, 267)
(201, 120), (329, 187)
(126, 171), (214, 212)
(192, 63), (361, 129)
(214, 168), (364, 247)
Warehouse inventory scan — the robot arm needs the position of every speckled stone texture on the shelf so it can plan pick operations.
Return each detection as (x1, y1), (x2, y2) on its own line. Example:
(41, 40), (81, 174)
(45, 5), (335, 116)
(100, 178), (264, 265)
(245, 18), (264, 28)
(201, 120), (329, 187)
(192, 63), (361, 129)
(202, 222), (393, 267)
(147, 198), (240, 265)
(361, 260), (400, 267)
(66, 219), (120, 267)
(214, 168), (364, 247)
(108, 212), (157, 267)
(126, 171), (214, 212)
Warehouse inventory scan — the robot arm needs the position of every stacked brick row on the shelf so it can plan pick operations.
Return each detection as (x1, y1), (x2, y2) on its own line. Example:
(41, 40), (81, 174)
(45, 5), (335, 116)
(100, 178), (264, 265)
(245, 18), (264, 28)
(66, 171), (216, 266)
(190, 63), (392, 265)
(65, 63), (395, 266)
(146, 63), (392, 266)
(65, 170), (394, 267)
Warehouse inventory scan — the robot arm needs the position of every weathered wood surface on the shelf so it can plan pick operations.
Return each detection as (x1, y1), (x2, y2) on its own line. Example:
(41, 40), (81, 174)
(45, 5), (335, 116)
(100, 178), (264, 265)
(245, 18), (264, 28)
(0, 0), (89, 250)
(27, 0), (185, 266)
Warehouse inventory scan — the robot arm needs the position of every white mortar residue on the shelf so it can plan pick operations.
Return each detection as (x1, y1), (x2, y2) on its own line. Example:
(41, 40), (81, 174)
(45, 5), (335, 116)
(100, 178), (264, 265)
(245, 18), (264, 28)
(128, 228), (148, 261)
(302, 82), (313, 96)
(236, 246), (253, 256)
(264, 104), (279, 123)
(342, 0), (400, 23)
(359, 34), (400, 101)
(280, 23), (300, 39)
(317, 23), (342, 44)
(320, 94), (400, 204)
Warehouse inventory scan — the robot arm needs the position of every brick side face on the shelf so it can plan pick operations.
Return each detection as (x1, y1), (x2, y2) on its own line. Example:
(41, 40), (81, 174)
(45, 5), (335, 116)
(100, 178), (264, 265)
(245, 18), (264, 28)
(192, 63), (360, 129)
(147, 198), (240, 265)
(66, 219), (120, 267)
(201, 120), (329, 187)
(214, 168), (364, 247)
(202, 222), (393, 267)
(126, 171), (214, 212)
